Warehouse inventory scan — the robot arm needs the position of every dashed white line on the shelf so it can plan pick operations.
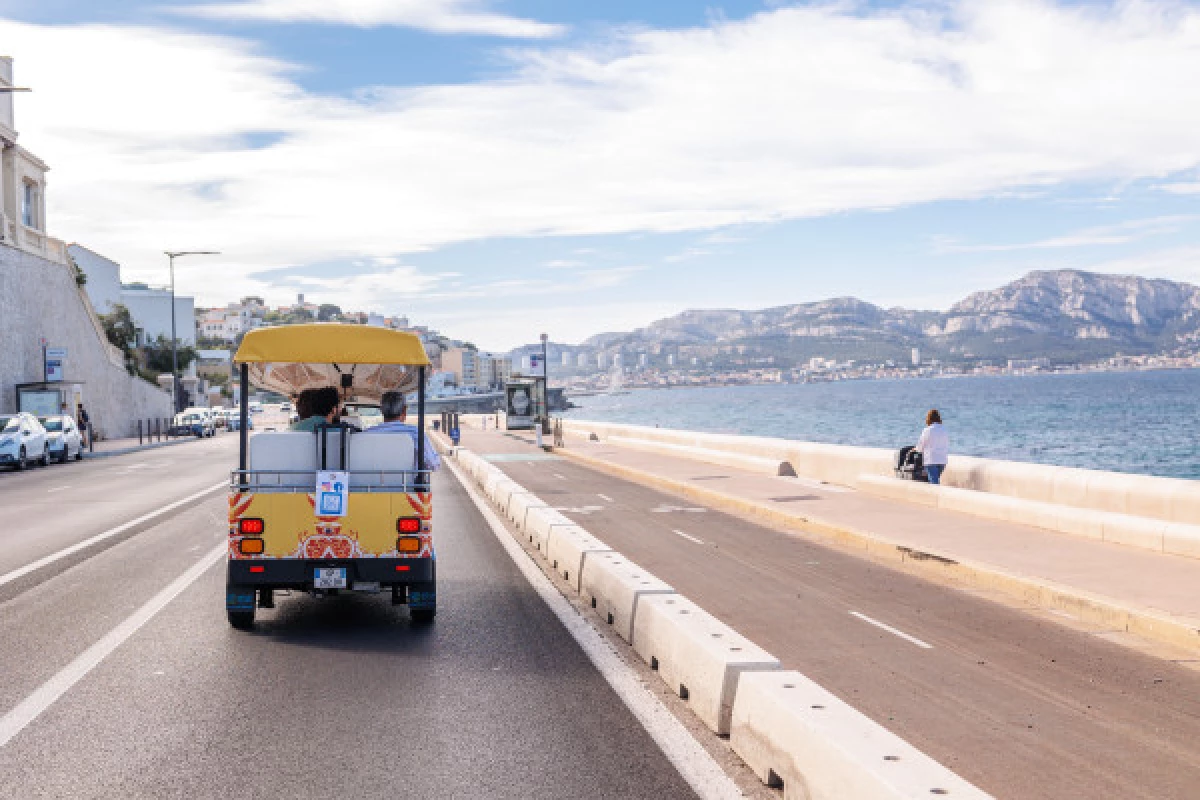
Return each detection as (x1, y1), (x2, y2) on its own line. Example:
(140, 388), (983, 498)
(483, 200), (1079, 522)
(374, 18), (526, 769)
(597, 493), (614, 503)
(850, 611), (933, 649)
(552, 472), (567, 481)
(46, 486), (71, 493)
(672, 529), (704, 545)
(0, 482), (226, 589)
(0, 543), (225, 747)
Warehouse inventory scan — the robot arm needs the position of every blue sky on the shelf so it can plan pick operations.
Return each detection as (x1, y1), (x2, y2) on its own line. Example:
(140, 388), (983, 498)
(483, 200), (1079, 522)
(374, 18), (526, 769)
(4, 0), (1200, 349)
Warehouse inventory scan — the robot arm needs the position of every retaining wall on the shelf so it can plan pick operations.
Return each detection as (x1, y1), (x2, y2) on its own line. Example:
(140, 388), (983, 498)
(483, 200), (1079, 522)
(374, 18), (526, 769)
(0, 243), (172, 437)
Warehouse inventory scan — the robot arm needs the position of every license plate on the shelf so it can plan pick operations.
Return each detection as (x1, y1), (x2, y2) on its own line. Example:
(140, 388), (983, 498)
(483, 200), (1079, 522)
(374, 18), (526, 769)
(313, 568), (347, 589)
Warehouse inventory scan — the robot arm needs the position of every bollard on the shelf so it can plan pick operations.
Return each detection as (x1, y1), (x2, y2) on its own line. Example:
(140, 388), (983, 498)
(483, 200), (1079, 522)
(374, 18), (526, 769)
(88, 423), (94, 453)
(138, 419), (143, 446)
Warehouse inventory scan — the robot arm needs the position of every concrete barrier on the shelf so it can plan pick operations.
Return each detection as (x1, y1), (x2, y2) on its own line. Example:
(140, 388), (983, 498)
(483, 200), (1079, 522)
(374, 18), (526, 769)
(524, 506), (575, 555)
(496, 483), (535, 518)
(731, 671), (993, 800)
(565, 418), (1200, 528)
(546, 525), (613, 591)
(508, 491), (550, 531)
(633, 594), (780, 735)
(579, 552), (674, 643)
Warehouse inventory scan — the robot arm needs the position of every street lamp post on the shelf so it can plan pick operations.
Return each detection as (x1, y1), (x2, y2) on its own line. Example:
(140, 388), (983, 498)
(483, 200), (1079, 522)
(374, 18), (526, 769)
(165, 250), (220, 412)
(540, 332), (550, 437)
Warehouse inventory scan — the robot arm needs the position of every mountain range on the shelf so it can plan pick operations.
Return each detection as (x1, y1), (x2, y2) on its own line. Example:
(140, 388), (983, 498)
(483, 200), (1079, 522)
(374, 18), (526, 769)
(560, 270), (1200, 368)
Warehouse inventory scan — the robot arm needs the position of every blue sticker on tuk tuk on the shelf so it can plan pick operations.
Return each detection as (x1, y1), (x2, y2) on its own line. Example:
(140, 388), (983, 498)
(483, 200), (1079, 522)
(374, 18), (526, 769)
(316, 471), (349, 517)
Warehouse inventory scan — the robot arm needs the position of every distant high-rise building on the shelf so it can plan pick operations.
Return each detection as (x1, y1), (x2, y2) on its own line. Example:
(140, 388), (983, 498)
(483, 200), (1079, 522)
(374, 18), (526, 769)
(638, 353), (648, 367)
(297, 293), (305, 305)
(667, 354), (675, 367)
(597, 352), (606, 369)
(562, 351), (572, 367)
(613, 353), (623, 368)
(911, 348), (921, 367)
(577, 352), (588, 368)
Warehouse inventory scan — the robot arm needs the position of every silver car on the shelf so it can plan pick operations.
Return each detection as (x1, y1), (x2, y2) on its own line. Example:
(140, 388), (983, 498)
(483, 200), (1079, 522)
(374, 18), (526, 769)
(39, 415), (84, 463)
(0, 413), (49, 470)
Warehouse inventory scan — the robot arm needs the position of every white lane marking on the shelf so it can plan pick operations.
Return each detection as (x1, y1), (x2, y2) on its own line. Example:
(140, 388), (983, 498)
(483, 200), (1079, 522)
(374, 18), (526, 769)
(0, 543), (225, 747)
(554, 505), (605, 515)
(850, 611), (933, 650)
(446, 458), (741, 800)
(0, 482), (226, 589)
(597, 493), (613, 503)
(552, 472), (567, 481)
(651, 504), (707, 514)
(672, 529), (704, 545)
(46, 486), (71, 493)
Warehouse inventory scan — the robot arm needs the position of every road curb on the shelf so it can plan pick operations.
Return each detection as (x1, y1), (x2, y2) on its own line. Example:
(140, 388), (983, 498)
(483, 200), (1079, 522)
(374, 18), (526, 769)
(555, 445), (1200, 656)
(83, 436), (204, 459)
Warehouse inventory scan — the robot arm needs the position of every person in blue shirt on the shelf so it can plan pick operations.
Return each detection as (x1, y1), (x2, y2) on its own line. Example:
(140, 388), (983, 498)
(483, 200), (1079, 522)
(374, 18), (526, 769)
(364, 390), (441, 471)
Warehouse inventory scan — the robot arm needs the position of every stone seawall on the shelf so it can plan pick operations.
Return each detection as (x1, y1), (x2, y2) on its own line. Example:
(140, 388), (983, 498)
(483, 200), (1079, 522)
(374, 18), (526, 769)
(0, 242), (172, 438)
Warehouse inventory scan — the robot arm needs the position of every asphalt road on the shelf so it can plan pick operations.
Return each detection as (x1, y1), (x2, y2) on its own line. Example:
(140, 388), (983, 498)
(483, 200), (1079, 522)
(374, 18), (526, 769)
(475, 431), (1200, 800)
(0, 434), (698, 798)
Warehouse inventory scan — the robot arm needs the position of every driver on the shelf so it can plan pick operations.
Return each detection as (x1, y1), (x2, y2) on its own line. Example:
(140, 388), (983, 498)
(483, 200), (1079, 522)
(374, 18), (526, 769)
(290, 387), (340, 432)
(363, 391), (441, 470)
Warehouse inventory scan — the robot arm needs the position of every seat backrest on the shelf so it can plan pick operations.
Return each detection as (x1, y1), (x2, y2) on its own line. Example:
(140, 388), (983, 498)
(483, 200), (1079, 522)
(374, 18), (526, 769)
(248, 432), (316, 488)
(347, 433), (415, 488)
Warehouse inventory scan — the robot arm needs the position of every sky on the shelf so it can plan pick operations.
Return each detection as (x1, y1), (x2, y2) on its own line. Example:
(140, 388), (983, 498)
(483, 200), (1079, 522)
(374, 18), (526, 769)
(3, 0), (1200, 350)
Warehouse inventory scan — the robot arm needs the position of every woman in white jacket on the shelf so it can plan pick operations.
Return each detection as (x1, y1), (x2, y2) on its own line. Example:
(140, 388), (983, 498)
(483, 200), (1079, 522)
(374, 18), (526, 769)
(916, 409), (949, 484)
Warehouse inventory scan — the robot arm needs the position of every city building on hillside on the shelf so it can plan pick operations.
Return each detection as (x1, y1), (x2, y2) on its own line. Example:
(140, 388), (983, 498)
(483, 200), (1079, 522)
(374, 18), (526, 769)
(441, 347), (478, 387)
(198, 298), (264, 342)
(577, 352), (588, 368)
(68, 244), (121, 313)
(477, 352), (511, 389)
(367, 312), (385, 327)
(561, 351), (571, 367)
(120, 285), (196, 347)
(0, 57), (65, 263)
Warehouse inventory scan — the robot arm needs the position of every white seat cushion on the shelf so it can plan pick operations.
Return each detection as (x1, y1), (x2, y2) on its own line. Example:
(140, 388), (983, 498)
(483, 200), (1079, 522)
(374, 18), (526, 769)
(348, 433), (415, 488)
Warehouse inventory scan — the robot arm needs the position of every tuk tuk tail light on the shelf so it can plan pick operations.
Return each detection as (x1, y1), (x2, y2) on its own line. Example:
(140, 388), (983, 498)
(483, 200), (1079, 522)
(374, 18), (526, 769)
(239, 538), (264, 555)
(396, 536), (421, 553)
(239, 518), (265, 535)
(397, 518), (421, 534)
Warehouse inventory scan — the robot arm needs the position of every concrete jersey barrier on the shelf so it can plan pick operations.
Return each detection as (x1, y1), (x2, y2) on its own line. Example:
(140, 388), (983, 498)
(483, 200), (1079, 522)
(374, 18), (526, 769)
(579, 551), (675, 644)
(731, 671), (993, 800)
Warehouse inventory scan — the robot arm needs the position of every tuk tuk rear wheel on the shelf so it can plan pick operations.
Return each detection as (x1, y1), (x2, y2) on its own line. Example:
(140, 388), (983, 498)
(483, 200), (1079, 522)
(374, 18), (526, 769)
(227, 608), (255, 630)
(410, 608), (436, 624)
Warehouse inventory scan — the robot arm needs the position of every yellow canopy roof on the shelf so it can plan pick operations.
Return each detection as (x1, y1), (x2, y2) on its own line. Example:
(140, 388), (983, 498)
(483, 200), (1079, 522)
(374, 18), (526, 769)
(235, 324), (430, 366)
(234, 324), (430, 399)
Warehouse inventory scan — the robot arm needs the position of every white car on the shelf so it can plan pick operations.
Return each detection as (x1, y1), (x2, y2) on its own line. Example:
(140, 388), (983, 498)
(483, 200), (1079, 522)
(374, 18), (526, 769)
(39, 415), (84, 463)
(180, 407), (218, 437)
(0, 412), (49, 470)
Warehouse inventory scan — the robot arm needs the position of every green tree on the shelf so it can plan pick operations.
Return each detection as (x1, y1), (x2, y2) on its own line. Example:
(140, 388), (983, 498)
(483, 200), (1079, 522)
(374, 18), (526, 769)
(99, 304), (138, 374)
(144, 335), (196, 374)
(317, 303), (343, 322)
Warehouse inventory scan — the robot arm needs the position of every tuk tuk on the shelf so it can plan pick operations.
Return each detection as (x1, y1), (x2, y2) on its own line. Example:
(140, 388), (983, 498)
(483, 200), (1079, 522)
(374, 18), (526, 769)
(225, 324), (435, 629)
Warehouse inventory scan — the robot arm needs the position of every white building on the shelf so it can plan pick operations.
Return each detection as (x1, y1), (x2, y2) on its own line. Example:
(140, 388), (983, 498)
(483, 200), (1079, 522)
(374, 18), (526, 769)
(561, 351), (572, 367)
(577, 352), (588, 368)
(68, 244), (122, 314)
(120, 286), (196, 347)
(638, 353), (648, 368)
(197, 298), (264, 343)
(911, 348), (921, 367)
(667, 353), (676, 367)
(0, 58), (65, 264)
(477, 353), (512, 388)
(367, 312), (385, 327)
(596, 352), (606, 369)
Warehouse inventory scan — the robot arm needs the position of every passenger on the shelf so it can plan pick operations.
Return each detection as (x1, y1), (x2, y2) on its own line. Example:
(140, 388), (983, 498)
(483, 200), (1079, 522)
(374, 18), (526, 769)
(363, 390), (441, 471)
(290, 387), (340, 432)
(916, 409), (949, 485)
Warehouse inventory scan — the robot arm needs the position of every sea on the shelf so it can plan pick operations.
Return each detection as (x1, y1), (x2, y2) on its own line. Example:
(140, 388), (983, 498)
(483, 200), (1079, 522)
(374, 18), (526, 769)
(561, 369), (1200, 480)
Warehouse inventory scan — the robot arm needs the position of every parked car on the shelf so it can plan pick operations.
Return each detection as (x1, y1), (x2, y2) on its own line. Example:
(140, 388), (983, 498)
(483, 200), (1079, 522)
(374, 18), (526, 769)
(225, 409), (254, 432)
(180, 407), (218, 437)
(171, 411), (215, 438)
(0, 412), (49, 470)
(39, 415), (84, 463)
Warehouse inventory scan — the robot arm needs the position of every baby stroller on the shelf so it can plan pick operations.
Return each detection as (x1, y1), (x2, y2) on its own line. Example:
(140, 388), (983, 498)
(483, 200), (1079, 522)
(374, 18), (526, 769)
(895, 446), (928, 482)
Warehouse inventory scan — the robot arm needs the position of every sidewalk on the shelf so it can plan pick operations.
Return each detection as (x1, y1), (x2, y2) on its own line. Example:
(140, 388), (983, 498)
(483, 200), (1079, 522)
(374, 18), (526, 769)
(460, 425), (1200, 655)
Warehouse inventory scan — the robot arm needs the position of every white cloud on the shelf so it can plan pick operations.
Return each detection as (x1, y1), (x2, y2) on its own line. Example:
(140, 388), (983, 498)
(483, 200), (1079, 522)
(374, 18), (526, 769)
(9, 0), (1200, 328)
(935, 214), (1199, 253)
(174, 0), (564, 38)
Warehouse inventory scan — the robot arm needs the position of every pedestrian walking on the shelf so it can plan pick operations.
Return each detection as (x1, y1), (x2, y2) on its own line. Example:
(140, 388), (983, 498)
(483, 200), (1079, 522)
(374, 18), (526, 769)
(77, 404), (90, 447)
(916, 409), (948, 485)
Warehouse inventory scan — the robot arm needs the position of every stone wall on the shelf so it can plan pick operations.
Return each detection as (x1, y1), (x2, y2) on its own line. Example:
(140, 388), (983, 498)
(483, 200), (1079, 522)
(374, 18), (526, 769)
(0, 242), (172, 438)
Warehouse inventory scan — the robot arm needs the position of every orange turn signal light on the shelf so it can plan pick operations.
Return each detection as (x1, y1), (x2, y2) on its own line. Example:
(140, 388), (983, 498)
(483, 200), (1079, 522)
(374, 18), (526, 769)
(238, 518), (265, 535)
(239, 538), (264, 555)
(396, 536), (421, 553)
(397, 518), (421, 534)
